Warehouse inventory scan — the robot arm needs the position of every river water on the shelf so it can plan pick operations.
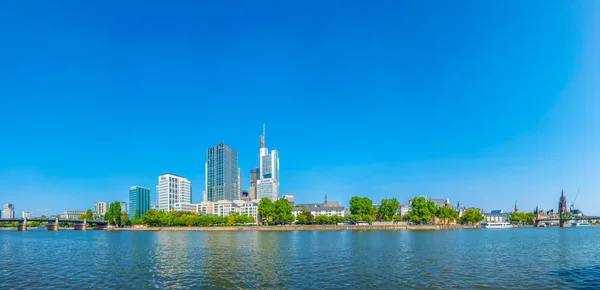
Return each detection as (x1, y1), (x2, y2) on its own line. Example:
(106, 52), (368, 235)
(1, 228), (599, 289)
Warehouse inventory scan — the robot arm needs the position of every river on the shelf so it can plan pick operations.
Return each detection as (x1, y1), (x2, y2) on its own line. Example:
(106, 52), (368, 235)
(1, 228), (599, 289)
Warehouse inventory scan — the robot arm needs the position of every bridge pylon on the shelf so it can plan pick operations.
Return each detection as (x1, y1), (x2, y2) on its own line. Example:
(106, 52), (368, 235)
(18, 218), (27, 231)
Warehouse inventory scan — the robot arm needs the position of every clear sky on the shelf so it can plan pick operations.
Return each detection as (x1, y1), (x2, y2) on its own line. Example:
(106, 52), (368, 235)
(1, 1), (598, 216)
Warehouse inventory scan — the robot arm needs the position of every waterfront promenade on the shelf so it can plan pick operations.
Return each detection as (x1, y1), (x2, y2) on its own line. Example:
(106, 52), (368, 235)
(109, 224), (480, 231)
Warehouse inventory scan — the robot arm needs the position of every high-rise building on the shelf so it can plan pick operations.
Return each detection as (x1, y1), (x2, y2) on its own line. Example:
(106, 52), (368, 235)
(95, 202), (108, 216)
(205, 143), (241, 202)
(129, 186), (151, 220)
(157, 173), (192, 212)
(120, 202), (127, 213)
(249, 168), (259, 200)
(2, 203), (15, 219)
(256, 125), (280, 201)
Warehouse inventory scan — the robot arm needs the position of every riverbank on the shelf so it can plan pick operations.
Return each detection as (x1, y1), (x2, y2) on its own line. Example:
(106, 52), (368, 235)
(108, 224), (480, 231)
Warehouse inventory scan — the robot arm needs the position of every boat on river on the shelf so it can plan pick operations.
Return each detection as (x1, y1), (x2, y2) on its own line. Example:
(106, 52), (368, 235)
(572, 222), (590, 227)
(482, 222), (512, 229)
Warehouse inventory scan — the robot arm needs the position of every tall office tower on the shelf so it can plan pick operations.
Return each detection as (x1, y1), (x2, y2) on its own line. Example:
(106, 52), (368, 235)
(256, 125), (280, 201)
(95, 202), (109, 216)
(129, 186), (151, 220)
(157, 173), (192, 212)
(205, 143), (241, 202)
(2, 203), (15, 219)
(249, 168), (259, 200)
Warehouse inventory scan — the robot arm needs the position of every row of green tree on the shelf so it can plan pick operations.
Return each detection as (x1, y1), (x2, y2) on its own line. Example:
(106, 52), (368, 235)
(507, 212), (535, 224)
(258, 198), (294, 224)
(406, 196), (484, 225)
(140, 210), (256, 227)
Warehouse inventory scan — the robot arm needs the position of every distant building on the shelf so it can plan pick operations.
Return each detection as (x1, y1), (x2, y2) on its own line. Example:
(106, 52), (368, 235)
(490, 210), (503, 215)
(514, 200), (519, 213)
(256, 125), (279, 201)
(429, 198), (446, 207)
(484, 212), (511, 223)
(205, 143), (241, 202)
(249, 168), (259, 200)
(558, 190), (568, 214)
(399, 204), (411, 216)
(129, 186), (151, 220)
(120, 202), (127, 213)
(282, 194), (294, 206)
(60, 210), (86, 220)
(293, 196), (345, 218)
(157, 173), (192, 213)
(2, 204), (15, 219)
(95, 202), (109, 216)
(21, 211), (34, 219)
(240, 190), (250, 201)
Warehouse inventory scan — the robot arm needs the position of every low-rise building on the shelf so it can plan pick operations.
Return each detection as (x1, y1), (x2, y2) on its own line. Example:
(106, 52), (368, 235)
(173, 200), (259, 223)
(60, 210), (86, 220)
(292, 200), (345, 218)
(484, 212), (511, 223)
(22, 211), (34, 219)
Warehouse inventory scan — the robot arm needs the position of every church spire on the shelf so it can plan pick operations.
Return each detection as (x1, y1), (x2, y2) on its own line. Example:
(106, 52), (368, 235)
(324, 193), (328, 204)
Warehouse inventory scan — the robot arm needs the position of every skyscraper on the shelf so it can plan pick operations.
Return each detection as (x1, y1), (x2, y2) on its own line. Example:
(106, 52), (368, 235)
(129, 186), (151, 219)
(249, 168), (259, 200)
(2, 203), (15, 219)
(256, 125), (280, 201)
(205, 143), (241, 202)
(157, 173), (192, 212)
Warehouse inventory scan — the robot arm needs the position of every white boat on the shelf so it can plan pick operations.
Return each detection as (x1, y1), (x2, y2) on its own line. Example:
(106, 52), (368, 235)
(572, 222), (590, 227)
(482, 222), (512, 229)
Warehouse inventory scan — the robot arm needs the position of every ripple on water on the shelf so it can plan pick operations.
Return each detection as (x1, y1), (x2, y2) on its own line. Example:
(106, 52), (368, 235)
(1, 228), (600, 289)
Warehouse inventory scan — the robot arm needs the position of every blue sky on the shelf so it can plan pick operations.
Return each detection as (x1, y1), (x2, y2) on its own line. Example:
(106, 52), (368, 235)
(1, 1), (598, 216)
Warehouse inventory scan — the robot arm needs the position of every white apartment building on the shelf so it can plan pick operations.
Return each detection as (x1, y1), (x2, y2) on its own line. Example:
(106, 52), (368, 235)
(292, 201), (346, 218)
(60, 210), (86, 220)
(2, 204), (15, 219)
(21, 211), (34, 219)
(95, 202), (108, 216)
(172, 200), (259, 223)
(157, 173), (191, 213)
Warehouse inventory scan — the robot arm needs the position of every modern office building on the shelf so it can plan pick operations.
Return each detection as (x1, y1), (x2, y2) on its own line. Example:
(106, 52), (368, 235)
(256, 125), (280, 201)
(2, 203), (15, 219)
(129, 186), (151, 220)
(120, 202), (127, 213)
(21, 211), (34, 219)
(249, 168), (259, 200)
(95, 202), (108, 216)
(157, 173), (192, 213)
(205, 143), (241, 202)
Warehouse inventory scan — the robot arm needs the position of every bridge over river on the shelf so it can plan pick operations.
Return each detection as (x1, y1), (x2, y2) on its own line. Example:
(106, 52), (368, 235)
(0, 218), (109, 231)
(535, 215), (600, 227)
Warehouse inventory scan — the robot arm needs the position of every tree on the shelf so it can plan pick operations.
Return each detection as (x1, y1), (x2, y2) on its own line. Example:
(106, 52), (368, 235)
(296, 213), (308, 225)
(300, 208), (314, 224)
(121, 211), (129, 226)
(142, 210), (160, 226)
(350, 196), (376, 221)
(406, 197), (438, 224)
(134, 210), (140, 220)
(461, 208), (484, 225)
(106, 201), (122, 226)
(85, 209), (93, 220)
(437, 206), (459, 225)
(273, 198), (293, 224)
(258, 198), (275, 223)
(378, 198), (400, 221)
(315, 215), (330, 225)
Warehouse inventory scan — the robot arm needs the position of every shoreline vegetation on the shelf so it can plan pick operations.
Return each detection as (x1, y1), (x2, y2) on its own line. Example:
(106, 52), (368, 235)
(109, 224), (482, 231)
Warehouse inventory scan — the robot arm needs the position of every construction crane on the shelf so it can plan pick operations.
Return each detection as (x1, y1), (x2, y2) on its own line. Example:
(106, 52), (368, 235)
(570, 188), (580, 213)
(37, 208), (51, 218)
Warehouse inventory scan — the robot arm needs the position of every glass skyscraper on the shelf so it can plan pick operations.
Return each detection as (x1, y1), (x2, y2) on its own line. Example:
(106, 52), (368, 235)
(129, 186), (151, 220)
(205, 143), (240, 202)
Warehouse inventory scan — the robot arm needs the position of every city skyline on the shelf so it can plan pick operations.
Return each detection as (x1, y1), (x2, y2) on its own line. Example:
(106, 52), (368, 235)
(1, 2), (599, 215)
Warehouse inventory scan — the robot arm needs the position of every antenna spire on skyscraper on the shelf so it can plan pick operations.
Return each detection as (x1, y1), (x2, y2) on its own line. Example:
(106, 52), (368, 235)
(259, 124), (265, 149)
